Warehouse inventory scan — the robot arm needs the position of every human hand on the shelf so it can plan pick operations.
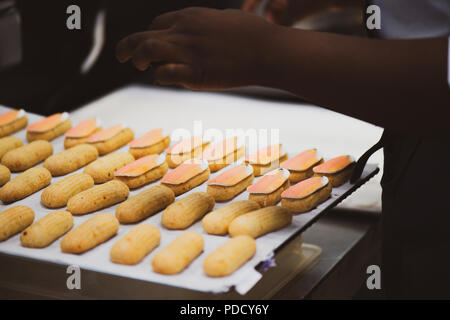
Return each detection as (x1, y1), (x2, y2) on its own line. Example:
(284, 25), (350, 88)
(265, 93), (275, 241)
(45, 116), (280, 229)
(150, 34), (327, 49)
(116, 7), (277, 90)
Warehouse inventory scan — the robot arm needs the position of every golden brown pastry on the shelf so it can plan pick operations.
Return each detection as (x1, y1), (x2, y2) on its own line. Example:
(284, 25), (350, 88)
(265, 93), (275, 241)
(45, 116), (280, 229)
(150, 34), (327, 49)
(280, 149), (323, 183)
(114, 154), (168, 189)
(206, 164), (254, 201)
(128, 129), (170, 159)
(64, 118), (102, 149)
(26, 112), (71, 142)
(160, 159), (210, 196)
(201, 137), (245, 172)
(281, 176), (332, 213)
(247, 168), (290, 207)
(313, 155), (355, 187)
(165, 136), (209, 168)
(0, 109), (28, 138)
(244, 144), (287, 176)
(86, 124), (134, 155)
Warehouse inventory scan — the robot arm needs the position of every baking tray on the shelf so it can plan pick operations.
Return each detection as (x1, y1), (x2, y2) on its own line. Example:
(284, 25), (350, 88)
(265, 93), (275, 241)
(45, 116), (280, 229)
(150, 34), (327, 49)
(0, 106), (379, 294)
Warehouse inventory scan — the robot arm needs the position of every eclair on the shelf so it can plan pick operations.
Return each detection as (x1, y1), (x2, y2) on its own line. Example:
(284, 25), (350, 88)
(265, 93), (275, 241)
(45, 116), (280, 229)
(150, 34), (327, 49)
(84, 151), (135, 184)
(64, 118), (102, 149)
(0, 165), (10, 186)
(160, 159), (210, 196)
(0, 109), (28, 138)
(87, 124), (134, 155)
(247, 168), (290, 207)
(61, 214), (119, 254)
(201, 137), (245, 172)
(2, 140), (53, 172)
(281, 149), (323, 183)
(0, 136), (23, 161)
(0, 167), (52, 203)
(281, 176), (332, 213)
(228, 206), (292, 238)
(203, 235), (256, 277)
(244, 144), (287, 176)
(313, 155), (355, 187)
(206, 164), (254, 202)
(152, 231), (203, 275)
(128, 129), (170, 159)
(165, 136), (209, 168)
(44, 144), (98, 176)
(114, 154), (168, 189)
(26, 112), (71, 142)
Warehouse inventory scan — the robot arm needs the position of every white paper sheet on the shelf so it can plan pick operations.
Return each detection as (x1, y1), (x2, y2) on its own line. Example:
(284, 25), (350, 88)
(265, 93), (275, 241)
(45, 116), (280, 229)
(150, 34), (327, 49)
(0, 105), (379, 294)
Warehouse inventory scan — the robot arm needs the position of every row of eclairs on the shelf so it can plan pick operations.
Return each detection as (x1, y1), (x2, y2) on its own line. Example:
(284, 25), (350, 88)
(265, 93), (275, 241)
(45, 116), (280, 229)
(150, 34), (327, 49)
(0, 109), (356, 278)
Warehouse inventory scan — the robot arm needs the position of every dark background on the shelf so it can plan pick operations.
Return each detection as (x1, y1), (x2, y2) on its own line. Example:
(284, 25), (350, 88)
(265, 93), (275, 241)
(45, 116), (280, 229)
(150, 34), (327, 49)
(0, 0), (241, 115)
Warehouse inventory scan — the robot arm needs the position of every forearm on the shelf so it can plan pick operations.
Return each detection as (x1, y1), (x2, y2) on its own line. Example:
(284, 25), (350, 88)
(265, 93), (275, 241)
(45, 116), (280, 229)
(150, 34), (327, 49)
(261, 27), (449, 137)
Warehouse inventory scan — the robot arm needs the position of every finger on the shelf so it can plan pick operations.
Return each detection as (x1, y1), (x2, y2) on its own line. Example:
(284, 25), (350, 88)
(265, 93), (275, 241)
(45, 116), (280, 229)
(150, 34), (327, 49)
(131, 39), (187, 71)
(153, 63), (197, 87)
(241, 0), (262, 12)
(265, 0), (288, 24)
(151, 10), (184, 30)
(116, 31), (154, 63)
(116, 31), (167, 63)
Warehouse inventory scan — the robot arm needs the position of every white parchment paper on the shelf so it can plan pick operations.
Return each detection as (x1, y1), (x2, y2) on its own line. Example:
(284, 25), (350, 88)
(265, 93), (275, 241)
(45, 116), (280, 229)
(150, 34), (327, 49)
(0, 105), (378, 294)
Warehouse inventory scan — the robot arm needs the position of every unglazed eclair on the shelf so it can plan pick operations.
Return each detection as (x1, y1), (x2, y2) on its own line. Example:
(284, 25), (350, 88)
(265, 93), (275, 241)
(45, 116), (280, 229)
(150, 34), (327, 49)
(1, 140), (53, 172)
(61, 213), (119, 254)
(206, 164), (254, 202)
(41, 173), (95, 208)
(244, 144), (287, 177)
(0, 136), (23, 161)
(87, 124), (134, 155)
(203, 235), (256, 277)
(202, 200), (260, 235)
(0, 164), (10, 186)
(67, 180), (129, 215)
(64, 118), (102, 149)
(152, 231), (204, 275)
(161, 192), (215, 230)
(84, 152), (135, 184)
(228, 206), (292, 238)
(201, 137), (245, 172)
(0, 109), (28, 138)
(0, 206), (34, 241)
(20, 210), (73, 248)
(165, 136), (209, 168)
(0, 167), (52, 203)
(110, 224), (161, 265)
(160, 159), (210, 196)
(281, 176), (332, 213)
(313, 155), (355, 187)
(128, 129), (170, 159)
(43, 144), (99, 176)
(247, 168), (290, 207)
(115, 185), (175, 224)
(26, 112), (72, 142)
(280, 149), (323, 183)
(114, 154), (168, 189)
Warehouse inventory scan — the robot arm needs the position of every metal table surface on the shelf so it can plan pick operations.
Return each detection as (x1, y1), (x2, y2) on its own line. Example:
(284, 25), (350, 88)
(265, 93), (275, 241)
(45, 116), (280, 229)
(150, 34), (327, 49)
(0, 85), (383, 299)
